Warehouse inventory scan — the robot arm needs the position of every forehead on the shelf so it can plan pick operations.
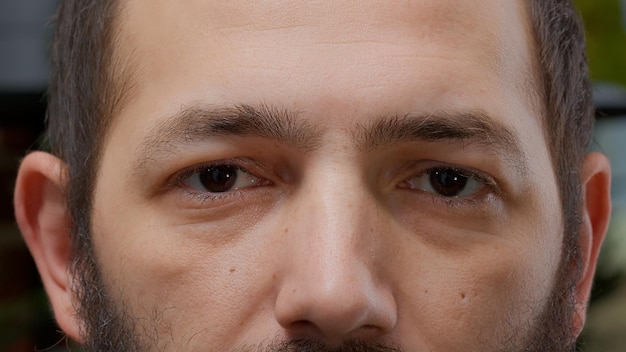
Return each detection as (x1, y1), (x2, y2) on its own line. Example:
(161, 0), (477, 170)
(112, 0), (536, 119)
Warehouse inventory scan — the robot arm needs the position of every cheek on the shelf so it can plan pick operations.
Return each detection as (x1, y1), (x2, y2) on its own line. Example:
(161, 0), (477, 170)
(90, 203), (278, 348)
(393, 227), (562, 350)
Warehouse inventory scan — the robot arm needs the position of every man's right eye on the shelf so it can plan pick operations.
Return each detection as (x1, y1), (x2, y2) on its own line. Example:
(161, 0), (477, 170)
(182, 164), (263, 193)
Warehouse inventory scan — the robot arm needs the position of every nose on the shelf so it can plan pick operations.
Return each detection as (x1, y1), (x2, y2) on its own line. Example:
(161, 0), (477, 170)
(273, 169), (397, 345)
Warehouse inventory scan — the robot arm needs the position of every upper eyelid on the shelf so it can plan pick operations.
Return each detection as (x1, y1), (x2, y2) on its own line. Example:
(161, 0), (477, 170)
(401, 164), (501, 200)
(425, 166), (494, 186)
(169, 159), (497, 183)
(165, 157), (500, 193)
(167, 163), (270, 205)
(402, 161), (495, 184)
(163, 158), (261, 189)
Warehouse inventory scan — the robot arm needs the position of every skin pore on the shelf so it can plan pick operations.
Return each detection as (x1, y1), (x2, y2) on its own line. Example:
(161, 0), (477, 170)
(13, 0), (612, 351)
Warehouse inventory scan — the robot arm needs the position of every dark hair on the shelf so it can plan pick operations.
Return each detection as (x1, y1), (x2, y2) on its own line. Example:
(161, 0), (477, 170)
(524, 2), (595, 344)
(46, 1), (132, 344)
(527, 0), (593, 279)
(47, 0), (129, 265)
(46, 0), (593, 331)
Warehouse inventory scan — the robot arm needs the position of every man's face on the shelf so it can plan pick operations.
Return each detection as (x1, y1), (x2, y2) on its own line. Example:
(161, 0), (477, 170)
(87, 0), (567, 350)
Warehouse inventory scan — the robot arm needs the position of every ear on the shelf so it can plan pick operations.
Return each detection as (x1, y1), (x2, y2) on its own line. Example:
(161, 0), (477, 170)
(571, 152), (611, 337)
(14, 151), (82, 342)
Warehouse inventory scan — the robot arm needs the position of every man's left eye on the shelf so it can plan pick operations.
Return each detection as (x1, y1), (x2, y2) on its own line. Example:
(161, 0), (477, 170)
(402, 167), (485, 198)
(182, 165), (262, 193)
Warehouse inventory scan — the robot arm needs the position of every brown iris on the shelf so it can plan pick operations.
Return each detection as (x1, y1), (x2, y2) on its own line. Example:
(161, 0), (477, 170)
(198, 165), (238, 192)
(429, 169), (468, 197)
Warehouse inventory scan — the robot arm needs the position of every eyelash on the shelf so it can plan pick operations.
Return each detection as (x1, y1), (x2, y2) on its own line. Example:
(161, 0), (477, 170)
(400, 165), (499, 206)
(167, 158), (270, 202)
(165, 160), (500, 210)
(429, 166), (494, 189)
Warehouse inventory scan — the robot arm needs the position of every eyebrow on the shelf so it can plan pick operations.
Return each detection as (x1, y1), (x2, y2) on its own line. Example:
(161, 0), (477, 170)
(134, 103), (528, 176)
(354, 111), (529, 174)
(134, 103), (323, 172)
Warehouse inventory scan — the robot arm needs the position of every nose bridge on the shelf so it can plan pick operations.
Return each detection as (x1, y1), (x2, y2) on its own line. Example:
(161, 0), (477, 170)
(274, 159), (397, 341)
(294, 161), (376, 271)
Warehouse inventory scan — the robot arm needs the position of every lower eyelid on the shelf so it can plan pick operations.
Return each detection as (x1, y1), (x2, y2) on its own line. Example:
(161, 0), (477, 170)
(175, 187), (253, 209)
(398, 168), (495, 200)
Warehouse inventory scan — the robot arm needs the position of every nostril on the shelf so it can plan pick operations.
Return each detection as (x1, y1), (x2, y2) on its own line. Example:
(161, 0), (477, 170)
(291, 320), (313, 328)
(289, 320), (320, 334)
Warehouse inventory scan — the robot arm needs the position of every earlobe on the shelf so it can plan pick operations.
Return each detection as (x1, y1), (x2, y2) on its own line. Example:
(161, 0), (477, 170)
(571, 152), (611, 337)
(14, 151), (82, 342)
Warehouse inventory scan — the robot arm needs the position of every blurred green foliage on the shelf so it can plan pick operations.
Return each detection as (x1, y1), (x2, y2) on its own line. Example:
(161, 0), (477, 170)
(574, 0), (626, 85)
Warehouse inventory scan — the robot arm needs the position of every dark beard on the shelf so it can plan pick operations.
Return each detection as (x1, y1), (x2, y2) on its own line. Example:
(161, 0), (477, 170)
(69, 230), (579, 352)
(245, 339), (402, 352)
(68, 228), (142, 352)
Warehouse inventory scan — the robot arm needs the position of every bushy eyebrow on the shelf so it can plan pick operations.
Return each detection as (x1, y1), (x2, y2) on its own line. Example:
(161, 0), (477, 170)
(133, 103), (324, 173)
(354, 111), (529, 175)
(133, 103), (528, 177)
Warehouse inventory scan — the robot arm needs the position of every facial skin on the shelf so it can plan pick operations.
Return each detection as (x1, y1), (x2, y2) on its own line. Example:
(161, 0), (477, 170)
(14, 0), (613, 351)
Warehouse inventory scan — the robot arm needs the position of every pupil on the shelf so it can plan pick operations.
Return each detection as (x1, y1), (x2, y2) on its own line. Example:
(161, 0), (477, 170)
(429, 169), (467, 197)
(199, 165), (238, 192)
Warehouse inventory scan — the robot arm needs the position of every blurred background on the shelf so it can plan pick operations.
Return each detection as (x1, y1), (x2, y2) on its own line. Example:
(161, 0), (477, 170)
(0, 0), (624, 351)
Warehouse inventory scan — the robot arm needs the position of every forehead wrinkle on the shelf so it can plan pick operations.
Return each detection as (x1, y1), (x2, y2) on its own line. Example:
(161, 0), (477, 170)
(132, 103), (324, 175)
(353, 111), (530, 177)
